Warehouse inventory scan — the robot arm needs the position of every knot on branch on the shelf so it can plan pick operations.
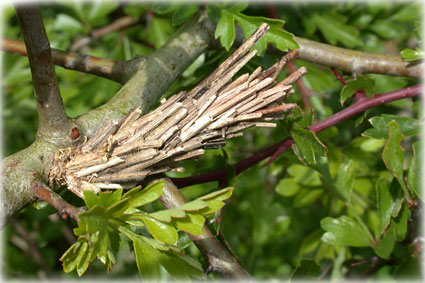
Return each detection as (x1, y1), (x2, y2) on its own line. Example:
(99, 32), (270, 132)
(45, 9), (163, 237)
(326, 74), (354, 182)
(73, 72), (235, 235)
(48, 23), (306, 198)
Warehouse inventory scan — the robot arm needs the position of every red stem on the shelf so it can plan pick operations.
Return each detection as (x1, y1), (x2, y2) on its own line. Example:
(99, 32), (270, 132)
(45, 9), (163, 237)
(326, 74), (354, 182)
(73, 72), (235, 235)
(171, 84), (422, 188)
(331, 68), (347, 85)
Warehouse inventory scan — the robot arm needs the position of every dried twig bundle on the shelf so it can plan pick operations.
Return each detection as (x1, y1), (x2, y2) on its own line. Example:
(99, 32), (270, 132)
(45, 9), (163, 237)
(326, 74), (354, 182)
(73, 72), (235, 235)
(48, 23), (307, 198)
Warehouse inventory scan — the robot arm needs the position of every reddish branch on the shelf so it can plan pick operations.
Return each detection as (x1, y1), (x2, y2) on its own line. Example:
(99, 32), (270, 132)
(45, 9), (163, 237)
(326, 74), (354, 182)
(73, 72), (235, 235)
(14, 4), (71, 135)
(331, 68), (347, 85)
(31, 181), (86, 222)
(171, 84), (422, 187)
(287, 61), (312, 109)
(1, 37), (129, 84)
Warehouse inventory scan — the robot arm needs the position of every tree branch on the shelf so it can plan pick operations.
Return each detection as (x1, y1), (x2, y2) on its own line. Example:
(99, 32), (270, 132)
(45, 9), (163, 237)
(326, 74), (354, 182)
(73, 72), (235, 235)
(31, 180), (86, 222)
(294, 36), (422, 78)
(233, 29), (422, 78)
(1, 37), (130, 84)
(76, 12), (215, 136)
(0, 12), (215, 226)
(70, 15), (140, 52)
(14, 4), (71, 138)
(159, 179), (251, 279)
(287, 61), (312, 109)
(171, 84), (422, 188)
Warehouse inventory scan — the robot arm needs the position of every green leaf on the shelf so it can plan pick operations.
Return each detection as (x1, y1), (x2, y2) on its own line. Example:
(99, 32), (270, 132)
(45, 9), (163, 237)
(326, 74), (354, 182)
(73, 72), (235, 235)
(287, 164), (322, 186)
(374, 234), (395, 260)
(124, 181), (165, 210)
(172, 4), (199, 26)
(214, 10), (298, 56)
(148, 17), (175, 49)
(149, 208), (186, 223)
(142, 216), (178, 245)
(291, 259), (321, 280)
(291, 128), (327, 164)
(53, 14), (84, 33)
(76, 242), (91, 276)
(152, 3), (177, 15)
(391, 3), (422, 22)
(299, 230), (323, 256)
(106, 197), (131, 217)
(401, 48), (424, 62)
(382, 121), (409, 198)
(370, 19), (405, 40)
(179, 199), (208, 212)
(275, 178), (301, 197)
(335, 160), (355, 202)
(408, 142), (422, 200)
(171, 213), (205, 235)
(61, 241), (82, 273)
(293, 188), (323, 207)
(340, 75), (375, 104)
(132, 236), (161, 280)
(199, 187), (234, 201)
(313, 13), (362, 48)
(376, 177), (401, 236)
(72, 241), (88, 276)
(389, 202), (409, 241)
(321, 216), (372, 247)
(78, 205), (108, 233)
(362, 114), (420, 139)
(215, 10), (235, 51)
(83, 189), (123, 209)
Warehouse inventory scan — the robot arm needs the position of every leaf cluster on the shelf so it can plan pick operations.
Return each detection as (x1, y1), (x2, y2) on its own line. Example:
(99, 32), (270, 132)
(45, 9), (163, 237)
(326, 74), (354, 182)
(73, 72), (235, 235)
(60, 180), (233, 279)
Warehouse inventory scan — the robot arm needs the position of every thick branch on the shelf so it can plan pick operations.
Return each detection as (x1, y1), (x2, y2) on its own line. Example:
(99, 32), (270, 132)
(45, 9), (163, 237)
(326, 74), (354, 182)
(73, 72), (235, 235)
(1, 37), (129, 84)
(14, 4), (71, 137)
(171, 84), (422, 187)
(159, 179), (251, 279)
(233, 28), (422, 78)
(76, 12), (215, 136)
(295, 37), (422, 78)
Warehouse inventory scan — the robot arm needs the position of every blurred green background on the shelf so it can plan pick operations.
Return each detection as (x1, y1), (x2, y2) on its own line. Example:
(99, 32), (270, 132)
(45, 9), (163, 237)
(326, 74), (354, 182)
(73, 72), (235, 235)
(1, 1), (422, 280)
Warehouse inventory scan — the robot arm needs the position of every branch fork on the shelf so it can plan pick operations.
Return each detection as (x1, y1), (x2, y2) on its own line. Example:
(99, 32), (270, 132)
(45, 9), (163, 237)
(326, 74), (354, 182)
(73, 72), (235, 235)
(47, 23), (306, 198)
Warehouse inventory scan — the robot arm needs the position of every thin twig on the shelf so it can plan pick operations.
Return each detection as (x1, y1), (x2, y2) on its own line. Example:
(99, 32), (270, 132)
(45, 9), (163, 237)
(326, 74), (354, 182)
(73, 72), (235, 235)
(11, 219), (51, 274)
(171, 84), (422, 187)
(14, 4), (71, 136)
(1, 37), (129, 84)
(287, 61), (312, 109)
(31, 181), (86, 222)
(158, 179), (252, 279)
(70, 15), (139, 51)
(331, 68), (346, 85)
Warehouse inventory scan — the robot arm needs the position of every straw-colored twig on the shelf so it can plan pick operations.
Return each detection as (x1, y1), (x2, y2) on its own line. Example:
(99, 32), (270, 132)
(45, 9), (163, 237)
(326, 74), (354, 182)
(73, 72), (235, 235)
(48, 24), (305, 198)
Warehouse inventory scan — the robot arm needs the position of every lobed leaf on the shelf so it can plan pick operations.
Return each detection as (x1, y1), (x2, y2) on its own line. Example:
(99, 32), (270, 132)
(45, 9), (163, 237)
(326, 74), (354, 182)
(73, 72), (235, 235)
(291, 128), (327, 164)
(312, 13), (362, 48)
(340, 75), (375, 104)
(362, 114), (420, 140)
(382, 121), (409, 198)
(215, 10), (235, 51)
